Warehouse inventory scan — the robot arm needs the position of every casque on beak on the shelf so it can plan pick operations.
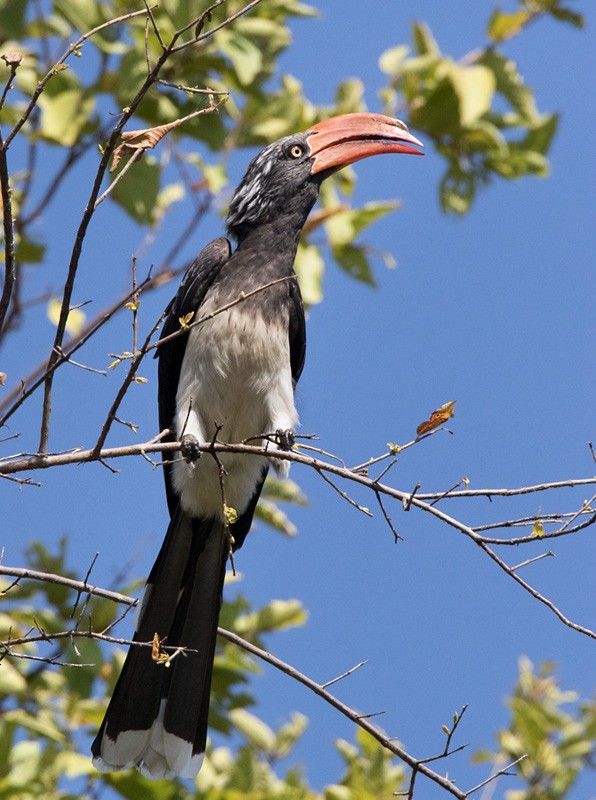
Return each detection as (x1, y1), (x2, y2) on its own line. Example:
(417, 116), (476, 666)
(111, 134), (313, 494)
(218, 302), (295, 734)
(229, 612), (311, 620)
(306, 112), (424, 175)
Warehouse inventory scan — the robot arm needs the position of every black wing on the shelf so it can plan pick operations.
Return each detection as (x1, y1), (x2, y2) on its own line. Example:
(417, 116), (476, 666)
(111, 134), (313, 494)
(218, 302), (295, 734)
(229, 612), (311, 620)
(157, 237), (232, 516)
(288, 275), (306, 387)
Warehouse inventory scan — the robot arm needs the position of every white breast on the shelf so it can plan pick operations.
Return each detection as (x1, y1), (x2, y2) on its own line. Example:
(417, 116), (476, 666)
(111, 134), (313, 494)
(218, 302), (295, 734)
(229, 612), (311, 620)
(171, 304), (298, 519)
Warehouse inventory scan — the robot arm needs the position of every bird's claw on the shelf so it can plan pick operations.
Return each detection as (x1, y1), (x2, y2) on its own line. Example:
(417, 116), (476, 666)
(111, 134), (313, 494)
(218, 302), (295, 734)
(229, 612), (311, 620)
(275, 428), (295, 451)
(181, 433), (201, 462)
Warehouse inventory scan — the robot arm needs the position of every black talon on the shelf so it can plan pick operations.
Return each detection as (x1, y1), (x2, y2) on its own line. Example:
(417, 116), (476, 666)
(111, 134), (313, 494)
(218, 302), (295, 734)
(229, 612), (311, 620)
(181, 433), (201, 462)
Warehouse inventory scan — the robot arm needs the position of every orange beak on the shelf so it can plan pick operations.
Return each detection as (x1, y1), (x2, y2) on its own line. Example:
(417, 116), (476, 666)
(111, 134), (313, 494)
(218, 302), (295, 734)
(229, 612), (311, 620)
(306, 112), (423, 175)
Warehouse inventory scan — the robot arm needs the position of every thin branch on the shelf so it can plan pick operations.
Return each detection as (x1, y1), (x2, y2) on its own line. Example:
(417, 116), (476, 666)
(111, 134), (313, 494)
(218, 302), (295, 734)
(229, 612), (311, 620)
(4, 7), (157, 149)
(315, 467), (373, 517)
(94, 147), (144, 207)
(0, 565), (135, 605)
(465, 756), (527, 796)
(217, 627), (466, 798)
(172, 0), (265, 52)
(1, 438), (594, 640)
(92, 311), (164, 455)
(321, 659), (368, 689)
(0, 129), (16, 338)
(0, 266), (181, 425)
(510, 552), (554, 572)
(417, 478), (596, 501)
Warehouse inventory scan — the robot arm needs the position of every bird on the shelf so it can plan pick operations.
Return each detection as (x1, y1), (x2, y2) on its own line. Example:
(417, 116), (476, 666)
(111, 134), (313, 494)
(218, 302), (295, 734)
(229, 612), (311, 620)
(91, 112), (423, 780)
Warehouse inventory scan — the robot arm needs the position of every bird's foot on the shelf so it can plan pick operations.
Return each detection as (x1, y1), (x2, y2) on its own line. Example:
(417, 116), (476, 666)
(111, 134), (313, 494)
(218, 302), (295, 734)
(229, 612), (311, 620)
(275, 428), (295, 451)
(181, 433), (201, 463)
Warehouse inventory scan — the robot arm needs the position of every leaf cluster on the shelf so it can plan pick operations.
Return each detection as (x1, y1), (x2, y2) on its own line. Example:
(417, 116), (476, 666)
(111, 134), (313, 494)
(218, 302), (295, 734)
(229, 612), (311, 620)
(379, 0), (582, 213)
(0, 538), (406, 799)
(475, 657), (596, 800)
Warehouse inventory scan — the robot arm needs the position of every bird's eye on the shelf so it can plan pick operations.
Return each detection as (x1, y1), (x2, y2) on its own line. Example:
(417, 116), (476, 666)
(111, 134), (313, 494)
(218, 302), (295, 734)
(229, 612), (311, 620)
(289, 144), (304, 159)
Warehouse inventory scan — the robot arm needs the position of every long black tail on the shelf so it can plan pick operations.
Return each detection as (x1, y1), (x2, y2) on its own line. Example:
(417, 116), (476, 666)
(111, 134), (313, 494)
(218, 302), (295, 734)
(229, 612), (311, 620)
(91, 508), (228, 779)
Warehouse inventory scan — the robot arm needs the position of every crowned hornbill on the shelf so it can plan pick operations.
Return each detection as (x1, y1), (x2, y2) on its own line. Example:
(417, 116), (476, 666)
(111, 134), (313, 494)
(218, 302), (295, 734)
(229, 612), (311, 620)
(91, 113), (423, 780)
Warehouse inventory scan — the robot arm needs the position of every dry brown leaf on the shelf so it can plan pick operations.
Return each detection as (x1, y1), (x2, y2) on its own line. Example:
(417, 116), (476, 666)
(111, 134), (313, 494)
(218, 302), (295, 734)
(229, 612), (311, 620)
(111, 122), (179, 171)
(416, 400), (456, 436)
(110, 103), (220, 171)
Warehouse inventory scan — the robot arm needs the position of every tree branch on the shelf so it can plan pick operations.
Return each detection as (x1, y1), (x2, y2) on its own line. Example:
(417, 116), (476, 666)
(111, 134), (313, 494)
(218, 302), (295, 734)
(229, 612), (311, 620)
(0, 562), (468, 798)
(1, 436), (594, 639)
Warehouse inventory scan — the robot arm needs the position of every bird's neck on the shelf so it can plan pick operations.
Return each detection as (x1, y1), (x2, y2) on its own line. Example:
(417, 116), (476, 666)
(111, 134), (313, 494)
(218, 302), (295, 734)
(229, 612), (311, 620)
(233, 213), (307, 274)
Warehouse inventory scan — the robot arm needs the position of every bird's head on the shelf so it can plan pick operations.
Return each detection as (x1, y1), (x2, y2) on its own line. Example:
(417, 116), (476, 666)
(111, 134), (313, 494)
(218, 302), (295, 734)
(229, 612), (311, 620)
(226, 112), (423, 241)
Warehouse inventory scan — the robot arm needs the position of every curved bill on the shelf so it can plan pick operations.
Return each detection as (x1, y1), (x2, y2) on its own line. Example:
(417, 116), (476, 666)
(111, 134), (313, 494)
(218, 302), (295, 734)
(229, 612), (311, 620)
(306, 112), (424, 175)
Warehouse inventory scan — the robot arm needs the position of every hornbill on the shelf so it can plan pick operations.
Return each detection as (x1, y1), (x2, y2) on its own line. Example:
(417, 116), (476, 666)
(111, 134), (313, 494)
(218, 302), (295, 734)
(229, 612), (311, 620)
(91, 113), (423, 780)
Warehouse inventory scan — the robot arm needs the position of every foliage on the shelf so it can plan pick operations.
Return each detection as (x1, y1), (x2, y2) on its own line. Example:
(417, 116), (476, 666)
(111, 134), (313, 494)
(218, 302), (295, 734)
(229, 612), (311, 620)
(379, 0), (582, 213)
(2, 544), (595, 799)
(0, 0), (579, 330)
(475, 657), (596, 800)
(0, 539), (408, 799)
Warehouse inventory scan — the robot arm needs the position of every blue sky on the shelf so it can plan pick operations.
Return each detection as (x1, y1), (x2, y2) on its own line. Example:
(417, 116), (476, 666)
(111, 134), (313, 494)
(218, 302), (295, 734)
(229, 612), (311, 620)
(1, 2), (595, 797)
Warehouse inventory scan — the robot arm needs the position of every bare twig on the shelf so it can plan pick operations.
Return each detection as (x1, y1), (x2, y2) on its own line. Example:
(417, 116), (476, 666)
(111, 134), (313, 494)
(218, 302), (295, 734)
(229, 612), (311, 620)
(321, 659), (368, 689)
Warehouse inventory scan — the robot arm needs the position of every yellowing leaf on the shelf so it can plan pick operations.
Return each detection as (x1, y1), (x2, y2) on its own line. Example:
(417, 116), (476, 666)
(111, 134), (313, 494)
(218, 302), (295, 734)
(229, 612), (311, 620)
(532, 520), (545, 537)
(202, 163), (228, 195)
(294, 242), (324, 306)
(444, 62), (496, 126)
(124, 300), (139, 311)
(179, 312), (194, 331)
(487, 9), (532, 43)
(151, 632), (169, 663)
(47, 298), (86, 335)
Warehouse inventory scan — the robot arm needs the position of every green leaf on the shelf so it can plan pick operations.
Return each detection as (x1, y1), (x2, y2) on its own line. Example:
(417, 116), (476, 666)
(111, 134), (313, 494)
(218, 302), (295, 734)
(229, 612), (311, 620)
(155, 182), (185, 215)
(0, 0), (25, 37)
(229, 708), (277, 753)
(201, 162), (229, 195)
(524, 113), (559, 155)
(411, 21), (440, 57)
(108, 769), (181, 799)
(110, 156), (161, 225)
(37, 80), (96, 146)
(294, 241), (324, 306)
(487, 9), (533, 42)
(479, 50), (539, 123)
(549, 7), (584, 28)
(275, 712), (309, 759)
(237, 598), (308, 636)
(332, 244), (376, 286)
(378, 45), (410, 77)
(15, 234), (46, 265)
(324, 201), (400, 248)
(254, 498), (297, 537)
(409, 75), (461, 135)
(4, 708), (65, 743)
(262, 475), (308, 505)
(440, 167), (475, 216)
(335, 78), (365, 114)
(0, 659), (27, 694)
(235, 16), (291, 56)
(444, 62), (496, 126)
(217, 29), (263, 87)
(54, 0), (105, 32)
